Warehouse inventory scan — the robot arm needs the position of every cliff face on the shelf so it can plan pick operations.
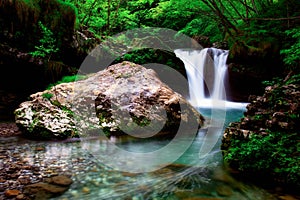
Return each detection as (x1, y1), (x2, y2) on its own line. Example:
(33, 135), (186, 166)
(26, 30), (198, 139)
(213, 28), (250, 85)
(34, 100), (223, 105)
(221, 73), (300, 190)
(226, 40), (284, 102)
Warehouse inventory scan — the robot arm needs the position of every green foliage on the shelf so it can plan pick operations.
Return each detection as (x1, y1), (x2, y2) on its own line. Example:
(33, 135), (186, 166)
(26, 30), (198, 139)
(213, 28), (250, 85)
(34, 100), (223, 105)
(132, 116), (151, 127)
(60, 74), (87, 83)
(150, 0), (197, 30)
(115, 48), (183, 72)
(280, 27), (300, 70)
(253, 114), (263, 120)
(47, 75), (87, 89)
(118, 49), (156, 64)
(30, 21), (59, 60)
(61, 106), (74, 117)
(42, 92), (54, 100)
(51, 99), (74, 117)
(179, 18), (223, 43)
(285, 74), (300, 85)
(0, 0), (77, 52)
(224, 131), (300, 186)
(262, 77), (283, 87)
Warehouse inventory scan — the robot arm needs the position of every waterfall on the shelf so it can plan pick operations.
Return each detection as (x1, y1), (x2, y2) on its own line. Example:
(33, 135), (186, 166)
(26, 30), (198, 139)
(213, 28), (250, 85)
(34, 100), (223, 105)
(175, 48), (230, 108)
(174, 48), (248, 162)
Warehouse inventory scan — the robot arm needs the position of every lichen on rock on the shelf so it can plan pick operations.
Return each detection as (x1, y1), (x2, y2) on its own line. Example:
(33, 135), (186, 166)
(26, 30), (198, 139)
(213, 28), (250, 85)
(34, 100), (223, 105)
(15, 61), (204, 139)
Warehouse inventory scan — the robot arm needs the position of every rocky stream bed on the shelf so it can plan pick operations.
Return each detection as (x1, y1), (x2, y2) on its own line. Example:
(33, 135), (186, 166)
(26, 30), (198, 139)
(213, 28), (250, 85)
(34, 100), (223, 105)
(1, 122), (299, 200)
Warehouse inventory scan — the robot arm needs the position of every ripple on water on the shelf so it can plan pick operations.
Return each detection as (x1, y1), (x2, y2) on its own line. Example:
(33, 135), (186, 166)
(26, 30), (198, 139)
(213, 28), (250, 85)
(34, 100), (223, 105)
(0, 135), (293, 200)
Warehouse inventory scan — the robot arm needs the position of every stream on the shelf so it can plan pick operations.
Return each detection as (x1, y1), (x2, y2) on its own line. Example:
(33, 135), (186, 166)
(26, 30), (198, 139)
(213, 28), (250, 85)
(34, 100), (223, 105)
(1, 47), (295, 199)
(0, 106), (288, 200)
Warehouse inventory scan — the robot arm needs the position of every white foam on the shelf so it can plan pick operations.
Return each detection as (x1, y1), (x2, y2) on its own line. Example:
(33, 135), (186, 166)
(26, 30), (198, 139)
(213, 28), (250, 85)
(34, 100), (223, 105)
(189, 98), (248, 109)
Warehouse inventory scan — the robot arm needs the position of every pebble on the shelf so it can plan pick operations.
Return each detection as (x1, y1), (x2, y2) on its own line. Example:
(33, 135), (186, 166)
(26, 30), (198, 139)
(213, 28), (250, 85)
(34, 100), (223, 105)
(216, 185), (233, 196)
(278, 195), (299, 200)
(35, 147), (45, 151)
(82, 187), (90, 194)
(70, 190), (78, 197)
(16, 194), (25, 199)
(51, 175), (73, 186)
(5, 189), (21, 197)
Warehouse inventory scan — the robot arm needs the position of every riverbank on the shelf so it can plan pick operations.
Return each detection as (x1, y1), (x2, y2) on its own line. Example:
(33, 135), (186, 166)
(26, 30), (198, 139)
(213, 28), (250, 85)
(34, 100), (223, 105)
(0, 122), (21, 137)
(0, 125), (75, 199)
(1, 126), (299, 200)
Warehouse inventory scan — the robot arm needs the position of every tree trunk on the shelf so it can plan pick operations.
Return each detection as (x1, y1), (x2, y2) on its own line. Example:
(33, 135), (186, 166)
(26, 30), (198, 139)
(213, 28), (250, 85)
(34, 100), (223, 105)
(107, 0), (111, 34)
(201, 0), (239, 36)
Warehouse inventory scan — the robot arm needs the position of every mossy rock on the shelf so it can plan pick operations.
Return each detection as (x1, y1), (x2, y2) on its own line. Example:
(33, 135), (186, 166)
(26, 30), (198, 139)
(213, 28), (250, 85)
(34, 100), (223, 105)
(222, 74), (300, 190)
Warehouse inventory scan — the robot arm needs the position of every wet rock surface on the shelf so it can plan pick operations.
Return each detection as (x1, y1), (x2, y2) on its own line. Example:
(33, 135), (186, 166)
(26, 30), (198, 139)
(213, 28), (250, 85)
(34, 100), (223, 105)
(0, 138), (74, 199)
(93, 61), (203, 136)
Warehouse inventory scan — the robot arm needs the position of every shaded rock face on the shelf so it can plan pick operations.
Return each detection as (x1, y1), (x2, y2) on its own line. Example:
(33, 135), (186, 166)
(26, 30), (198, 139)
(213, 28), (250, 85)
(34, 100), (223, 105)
(191, 35), (211, 48)
(15, 62), (204, 139)
(0, 0), (99, 120)
(226, 41), (283, 102)
(0, 40), (88, 120)
(222, 80), (300, 148)
(221, 74), (300, 188)
(227, 63), (266, 102)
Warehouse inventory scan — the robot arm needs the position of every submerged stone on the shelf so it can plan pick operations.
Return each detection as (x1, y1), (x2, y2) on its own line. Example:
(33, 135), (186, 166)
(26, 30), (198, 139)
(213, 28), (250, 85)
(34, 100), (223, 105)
(50, 175), (73, 187)
(24, 182), (69, 199)
(216, 185), (233, 196)
(5, 189), (21, 197)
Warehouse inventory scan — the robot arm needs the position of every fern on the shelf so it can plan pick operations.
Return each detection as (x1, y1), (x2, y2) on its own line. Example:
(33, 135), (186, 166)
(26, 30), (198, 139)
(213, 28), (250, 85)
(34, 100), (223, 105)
(30, 21), (59, 61)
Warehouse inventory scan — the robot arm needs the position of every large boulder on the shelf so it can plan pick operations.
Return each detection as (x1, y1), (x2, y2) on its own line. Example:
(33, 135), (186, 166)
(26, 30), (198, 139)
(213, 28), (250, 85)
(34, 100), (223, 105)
(15, 61), (204, 139)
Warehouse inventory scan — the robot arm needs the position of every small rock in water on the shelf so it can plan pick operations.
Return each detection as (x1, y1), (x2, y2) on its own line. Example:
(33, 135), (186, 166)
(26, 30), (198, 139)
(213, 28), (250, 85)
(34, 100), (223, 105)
(216, 185), (233, 196)
(82, 187), (90, 194)
(24, 182), (69, 198)
(5, 189), (21, 197)
(51, 175), (73, 186)
(16, 194), (25, 200)
(121, 172), (139, 177)
(278, 195), (299, 200)
(35, 147), (45, 151)
(70, 190), (78, 198)
(90, 166), (98, 172)
(175, 190), (193, 199)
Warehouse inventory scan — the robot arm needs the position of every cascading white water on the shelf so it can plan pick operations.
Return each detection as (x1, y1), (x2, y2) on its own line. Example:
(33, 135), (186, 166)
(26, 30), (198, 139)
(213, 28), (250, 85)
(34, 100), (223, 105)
(210, 48), (229, 100)
(175, 48), (248, 109)
(175, 48), (248, 161)
(175, 48), (230, 108)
